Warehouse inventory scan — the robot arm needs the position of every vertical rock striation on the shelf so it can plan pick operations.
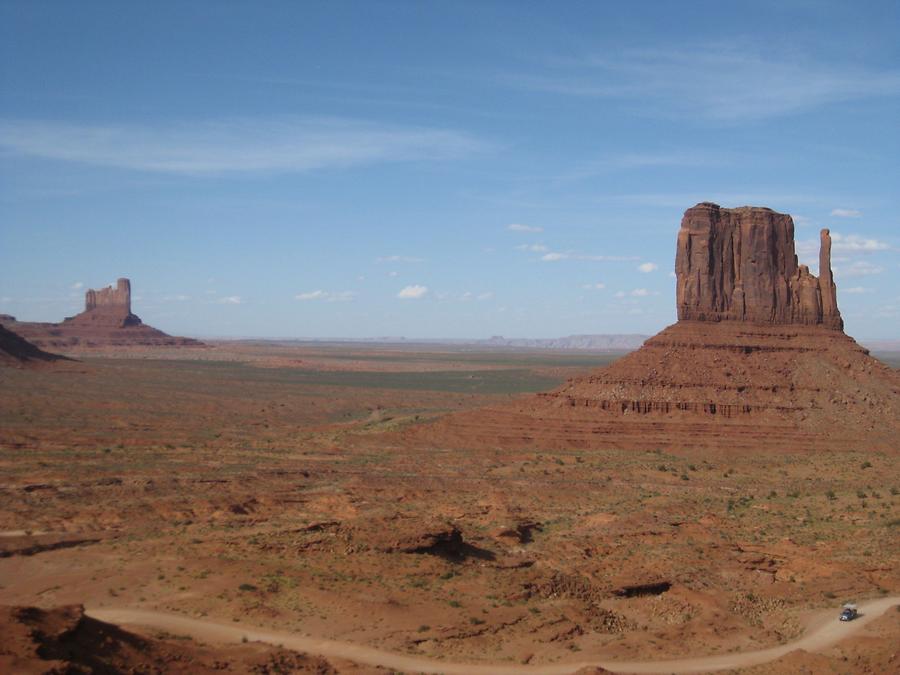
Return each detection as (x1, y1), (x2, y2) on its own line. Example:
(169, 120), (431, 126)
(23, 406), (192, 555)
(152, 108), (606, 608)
(675, 203), (843, 330)
(70, 278), (141, 328)
(84, 278), (132, 314)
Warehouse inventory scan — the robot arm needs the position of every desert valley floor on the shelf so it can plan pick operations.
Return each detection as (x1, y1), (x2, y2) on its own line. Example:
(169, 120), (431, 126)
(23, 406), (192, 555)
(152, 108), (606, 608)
(1, 342), (899, 673)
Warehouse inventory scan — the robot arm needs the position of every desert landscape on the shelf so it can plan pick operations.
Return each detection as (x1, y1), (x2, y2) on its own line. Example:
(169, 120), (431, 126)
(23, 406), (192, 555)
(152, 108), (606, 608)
(3, 4), (900, 673)
(2, 204), (899, 674)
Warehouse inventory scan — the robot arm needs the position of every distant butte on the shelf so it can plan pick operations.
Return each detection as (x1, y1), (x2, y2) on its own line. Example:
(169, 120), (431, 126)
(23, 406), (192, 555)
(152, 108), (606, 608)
(70, 278), (142, 328)
(0, 278), (203, 351)
(406, 203), (900, 453)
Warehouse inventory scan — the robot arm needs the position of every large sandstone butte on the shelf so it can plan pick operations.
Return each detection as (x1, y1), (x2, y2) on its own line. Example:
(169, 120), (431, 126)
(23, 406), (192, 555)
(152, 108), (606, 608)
(676, 203), (842, 329)
(408, 203), (900, 453)
(0, 278), (203, 351)
(74, 277), (141, 327)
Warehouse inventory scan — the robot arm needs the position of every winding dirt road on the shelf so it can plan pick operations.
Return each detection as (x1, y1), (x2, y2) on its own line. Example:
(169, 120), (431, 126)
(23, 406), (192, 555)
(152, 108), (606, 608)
(88, 595), (899, 674)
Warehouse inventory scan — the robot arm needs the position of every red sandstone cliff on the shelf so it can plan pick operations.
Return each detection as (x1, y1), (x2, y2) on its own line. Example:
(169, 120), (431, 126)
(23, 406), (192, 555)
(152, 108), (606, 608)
(675, 203), (843, 330)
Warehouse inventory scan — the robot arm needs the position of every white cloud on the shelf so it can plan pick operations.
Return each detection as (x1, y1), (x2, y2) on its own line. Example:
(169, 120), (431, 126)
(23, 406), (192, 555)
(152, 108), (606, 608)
(505, 45), (900, 122)
(542, 251), (639, 262)
(581, 283), (606, 290)
(388, 271), (399, 277)
(830, 233), (889, 253)
(842, 286), (871, 294)
(164, 294), (191, 302)
(835, 261), (884, 277)
(507, 223), (543, 232)
(0, 117), (487, 175)
(217, 295), (243, 304)
(637, 262), (658, 273)
(830, 208), (862, 218)
(515, 243), (549, 252)
(70, 281), (84, 290)
(295, 290), (355, 302)
(630, 288), (650, 297)
(797, 232), (891, 262)
(477, 291), (494, 301)
(397, 285), (428, 299)
(377, 255), (425, 263)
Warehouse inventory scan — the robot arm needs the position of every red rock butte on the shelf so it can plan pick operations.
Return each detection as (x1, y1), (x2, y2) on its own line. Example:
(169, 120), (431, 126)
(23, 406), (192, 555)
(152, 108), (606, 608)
(74, 278), (141, 328)
(0, 278), (203, 350)
(405, 203), (900, 453)
(676, 203), (842, 330)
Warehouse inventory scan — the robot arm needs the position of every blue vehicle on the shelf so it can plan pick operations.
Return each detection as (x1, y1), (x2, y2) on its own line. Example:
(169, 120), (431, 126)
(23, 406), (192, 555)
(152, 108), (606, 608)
(840, 603), (858, 621)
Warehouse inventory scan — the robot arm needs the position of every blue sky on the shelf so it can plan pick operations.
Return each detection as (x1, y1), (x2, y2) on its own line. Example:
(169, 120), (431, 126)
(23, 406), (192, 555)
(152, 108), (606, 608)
(1, 1), (899, 339)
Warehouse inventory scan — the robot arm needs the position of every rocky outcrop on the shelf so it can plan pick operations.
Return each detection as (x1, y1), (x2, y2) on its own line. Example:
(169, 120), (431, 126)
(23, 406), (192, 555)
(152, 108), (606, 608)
(0, 278), (203, 350)
(68, 278), (141, 328)
(676, 203), (843, 330)
(0, 324), (69, 366)
(409, 202), (900, 454)
(85, 278), (132, 312)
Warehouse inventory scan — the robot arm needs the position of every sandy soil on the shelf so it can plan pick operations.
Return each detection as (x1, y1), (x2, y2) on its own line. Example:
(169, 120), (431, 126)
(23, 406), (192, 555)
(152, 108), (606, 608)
(88, 595), (900, 674)
(1, 343), (898, 673)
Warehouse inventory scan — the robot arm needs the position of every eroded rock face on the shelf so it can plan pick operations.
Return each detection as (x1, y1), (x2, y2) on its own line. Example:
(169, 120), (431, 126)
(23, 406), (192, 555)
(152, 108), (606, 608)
(0, 278), (203, 349)
(411, 202), (900, 453)
(675, 203), (843, 330)
(70, 277), (141, 328)
(85, 277), (132, 313)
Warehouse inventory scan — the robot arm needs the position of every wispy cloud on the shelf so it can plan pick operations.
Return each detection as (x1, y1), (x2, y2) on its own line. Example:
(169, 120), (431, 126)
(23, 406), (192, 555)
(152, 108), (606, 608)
(70, 281), (83, 290)
(217, 295), (243, 304)
(507, 223), (543, 232)
(397, 284), (428, 299)
(515, 243), (548, 252)
(295, 290), (355, 302)
(830, 233), (890, 253)
(842, 286), (872, 294)
(835, 260), (884, 277)
(581, 282), (606, 290)
(0, 117), (487, 175)
(542, 251), (639, 262)
(615, 288), (658, 298)
(798, 232), (891, 259)
(830, 208), (862, 218)
(637, 262), (658, 273)
(453, 291), (495, 302)
(377, 255), (425, 263)
(505, 45), (900, 122)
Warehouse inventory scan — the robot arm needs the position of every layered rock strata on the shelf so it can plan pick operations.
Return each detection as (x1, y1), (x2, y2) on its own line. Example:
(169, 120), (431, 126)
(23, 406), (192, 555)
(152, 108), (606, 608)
(676, 203), (842, 329)
(404, 203), (900, 453)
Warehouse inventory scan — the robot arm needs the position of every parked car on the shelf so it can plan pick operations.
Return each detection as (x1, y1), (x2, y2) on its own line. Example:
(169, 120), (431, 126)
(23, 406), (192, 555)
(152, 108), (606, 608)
(840, 603), (858, 621)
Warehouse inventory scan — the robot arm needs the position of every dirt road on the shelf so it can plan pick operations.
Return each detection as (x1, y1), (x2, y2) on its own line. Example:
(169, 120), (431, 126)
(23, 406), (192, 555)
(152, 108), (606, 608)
(88, 595), (899, 674)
